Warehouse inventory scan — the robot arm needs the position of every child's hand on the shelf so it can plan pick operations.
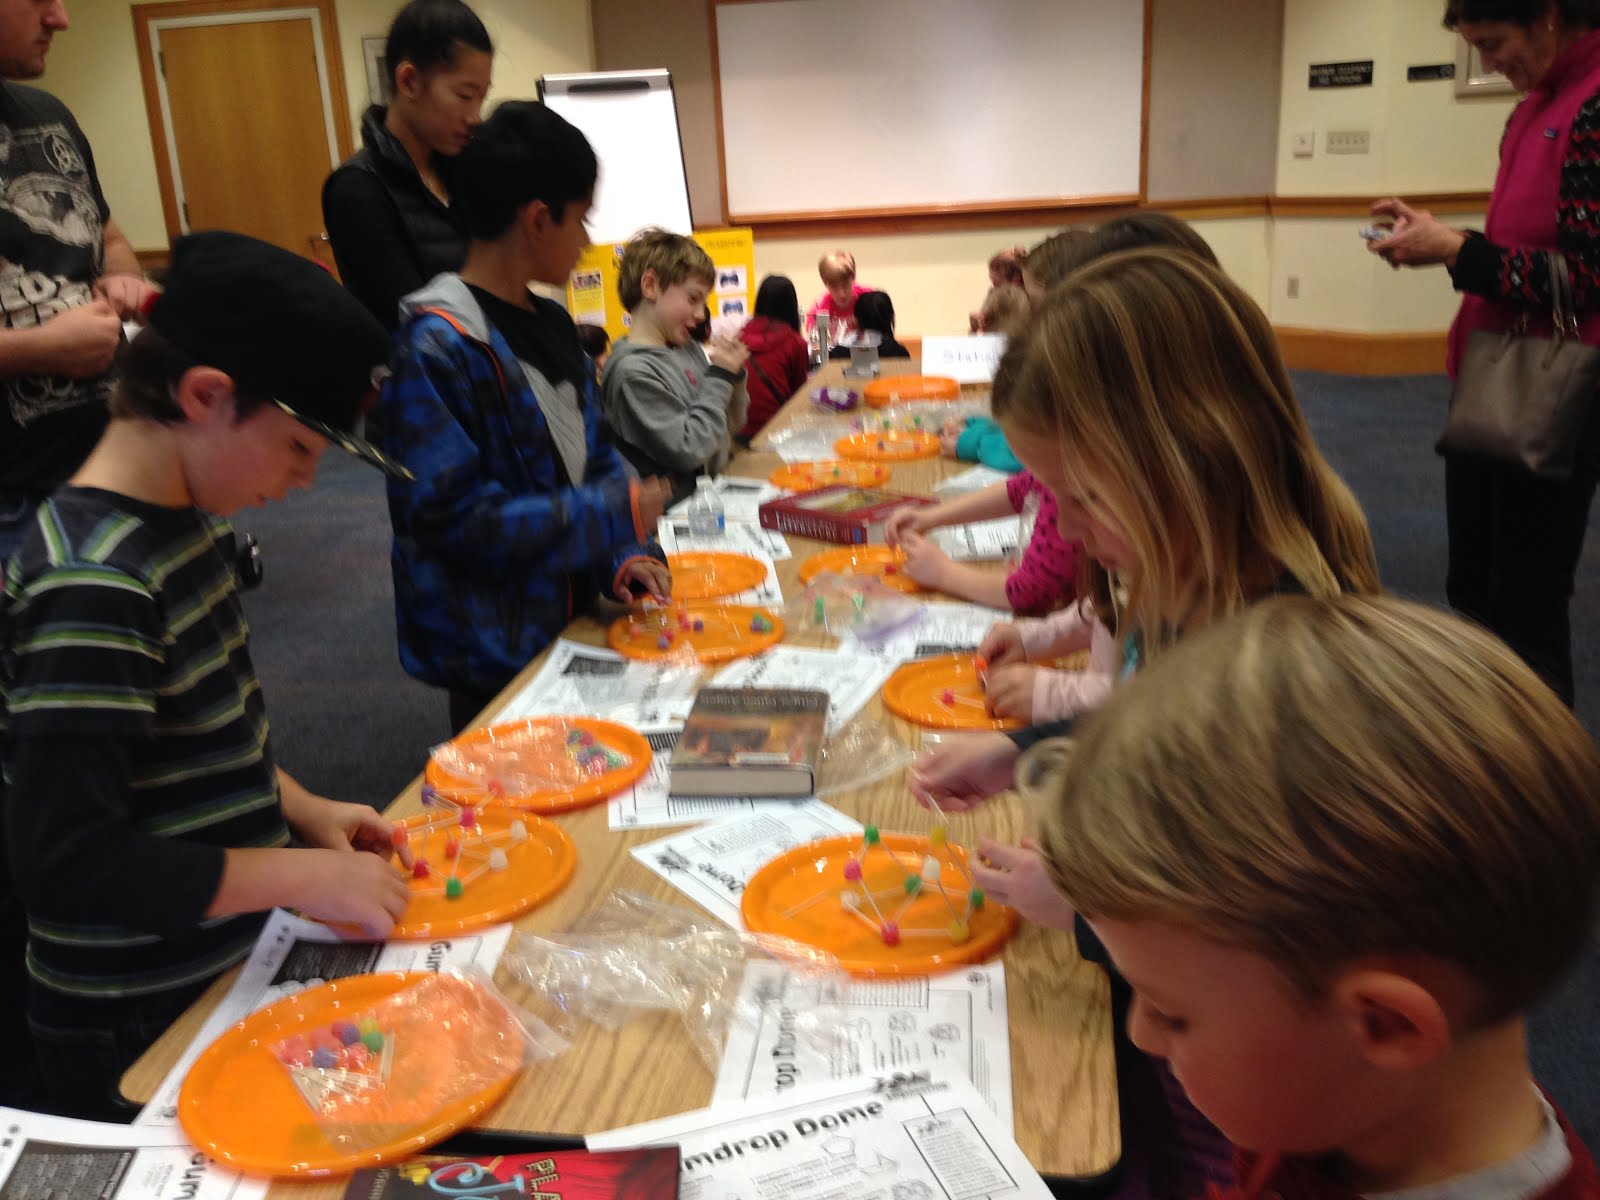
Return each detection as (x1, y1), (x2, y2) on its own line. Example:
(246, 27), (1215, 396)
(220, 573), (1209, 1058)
(637, 476), (673, 530)
(709, 335), (749, 374)
(884, 506), (930, 547)
(984, 663), (1036, 720)
(290, 795), (412, 867)
(617, 556), (672, 603)
(977, 622), (1027, 669)
(972, 838), (1076, 929)
(293, 848), (413, 939)
(939, 425), (963, 458)
(908, 732), (1020, 812)
(898, 530), (949, 588)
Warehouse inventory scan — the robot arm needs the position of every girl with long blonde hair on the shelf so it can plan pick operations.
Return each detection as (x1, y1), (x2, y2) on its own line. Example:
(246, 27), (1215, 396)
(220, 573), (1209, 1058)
(911, 246), (1381, 917)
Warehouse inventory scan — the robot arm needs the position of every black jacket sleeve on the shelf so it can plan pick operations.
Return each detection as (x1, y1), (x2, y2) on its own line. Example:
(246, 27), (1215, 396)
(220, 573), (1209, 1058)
(323, 167), (427, 333)
(6, 735), (227, 938)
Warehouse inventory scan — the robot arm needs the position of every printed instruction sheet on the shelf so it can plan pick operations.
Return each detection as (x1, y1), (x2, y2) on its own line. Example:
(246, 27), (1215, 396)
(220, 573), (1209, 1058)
(867, 602), (1009, 665)
(714, 961), (1015, 1133)
(136, 910), (511, 1126)
(608, 726), (815, 830)
(933, 517), (1021, 562)
(668, 475), (788, 524)
(589, 1073), (1052, 1199)
(630, 801), (863, 927)
(712, 645), (898, 735)
(935, 464), (1012, 497)
(0, 1107), (266, 1199)
(494, 639), (702, 729)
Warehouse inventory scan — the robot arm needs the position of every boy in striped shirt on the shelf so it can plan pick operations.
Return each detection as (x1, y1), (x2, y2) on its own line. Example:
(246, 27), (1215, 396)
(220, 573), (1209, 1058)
(0, 232), (416, 1119)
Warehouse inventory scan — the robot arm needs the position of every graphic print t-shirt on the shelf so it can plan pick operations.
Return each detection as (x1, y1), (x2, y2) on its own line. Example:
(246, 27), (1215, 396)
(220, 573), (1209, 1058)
(0, 83), (111, 494)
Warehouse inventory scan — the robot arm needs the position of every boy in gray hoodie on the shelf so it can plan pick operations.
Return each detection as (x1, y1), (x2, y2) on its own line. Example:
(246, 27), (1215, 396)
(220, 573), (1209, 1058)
(601, 229), (749, 504)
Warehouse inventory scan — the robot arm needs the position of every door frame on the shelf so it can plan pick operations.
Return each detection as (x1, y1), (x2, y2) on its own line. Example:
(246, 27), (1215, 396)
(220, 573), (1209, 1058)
(131, 0), (355, 247)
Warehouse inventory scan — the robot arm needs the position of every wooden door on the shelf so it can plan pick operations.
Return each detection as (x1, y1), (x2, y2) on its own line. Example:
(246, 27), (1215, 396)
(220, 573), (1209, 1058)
(146, 9), (343, 259)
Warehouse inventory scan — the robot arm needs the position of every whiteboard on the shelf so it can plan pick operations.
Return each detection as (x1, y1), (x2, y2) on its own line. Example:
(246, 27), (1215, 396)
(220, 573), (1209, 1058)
(714, 0), (1145, 217)
(539, 70), (693, 245)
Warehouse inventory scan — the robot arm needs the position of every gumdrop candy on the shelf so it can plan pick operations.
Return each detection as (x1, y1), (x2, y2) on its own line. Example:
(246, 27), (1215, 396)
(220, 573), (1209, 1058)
(276, 1036), (312, 1067)
(412, 859), (430, 879)
(444, 837), (460, 859)
(420, 784), (440, 807)
(948, 920), (970, 943)
(489, 848), (509, 871)
(930, 824), (947, 847)
(876, 440), (887, 451)
(459, 807), (477, 829)
(342, 1043), (371, 1069)
(693, 618), (705, 632)
(940, 689), (956, 704)
(970, 887), (986, 910)
(921, 856), (941, 882)
(331, 1021), (360, 1046)
(863, 824), (880, 845)
(310, 1027), (339, 1051)
(485, 778), (506, 798)
(567, 729), (584, 745)
(841, 890), (859, 910)
(974, 654), (989, 675)
(831, 465), (841, 477)
(882, 922), (901, 946)
(389, 827), (409, 849)
(446, 876), (463, 900)
(361, 1029), (384, 1053)
(842, 858), (863, 881)
(657, 633), (672, 649)
(510, 820), (528, 842)
(903, 876), (923, 895)
(311, 1047), (339, 1069)
(883, 564), (897, 575)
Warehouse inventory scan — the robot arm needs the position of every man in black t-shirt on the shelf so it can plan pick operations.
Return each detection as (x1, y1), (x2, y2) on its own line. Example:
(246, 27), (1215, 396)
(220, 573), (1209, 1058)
(0, 0), (158, 564)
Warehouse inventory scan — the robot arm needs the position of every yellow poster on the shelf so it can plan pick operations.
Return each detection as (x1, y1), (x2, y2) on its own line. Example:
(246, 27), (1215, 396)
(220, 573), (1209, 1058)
(567, 228), (755, 344)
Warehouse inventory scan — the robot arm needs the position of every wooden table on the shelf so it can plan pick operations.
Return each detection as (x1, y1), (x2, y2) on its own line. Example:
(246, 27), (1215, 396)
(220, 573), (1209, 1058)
(122, 359), (1119, 1195)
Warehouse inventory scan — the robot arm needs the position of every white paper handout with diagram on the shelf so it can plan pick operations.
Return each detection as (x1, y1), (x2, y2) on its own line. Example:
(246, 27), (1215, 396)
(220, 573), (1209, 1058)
(932, 517), (1021, 562)
(136, 910), (511, 1126)
(868, 602), (1008, 664)
(714, 960), (1015, 1133)
(0, 1106), (266, 1199)
(588, 1072), (1052, 1199)
(493, 639), (701, 728)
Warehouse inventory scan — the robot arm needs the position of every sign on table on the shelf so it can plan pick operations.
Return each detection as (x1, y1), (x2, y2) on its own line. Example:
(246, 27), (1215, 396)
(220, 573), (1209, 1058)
(921, 333), (1007, 384)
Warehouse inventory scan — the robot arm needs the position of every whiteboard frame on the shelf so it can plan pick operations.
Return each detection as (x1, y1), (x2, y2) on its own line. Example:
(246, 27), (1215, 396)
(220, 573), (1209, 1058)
(539, 69), (696, 243)
(709, 0), (1153, 234)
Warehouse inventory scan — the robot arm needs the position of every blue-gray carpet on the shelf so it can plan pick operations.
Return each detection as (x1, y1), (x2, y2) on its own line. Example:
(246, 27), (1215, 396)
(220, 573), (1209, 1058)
(238, 369), (1600, 1148)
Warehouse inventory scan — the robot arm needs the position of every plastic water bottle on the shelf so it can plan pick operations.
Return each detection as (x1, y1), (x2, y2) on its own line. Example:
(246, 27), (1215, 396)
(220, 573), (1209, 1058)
(685, 476), (725, 538)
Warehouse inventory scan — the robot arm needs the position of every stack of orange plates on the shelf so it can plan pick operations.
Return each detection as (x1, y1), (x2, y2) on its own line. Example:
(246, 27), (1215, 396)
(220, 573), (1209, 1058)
(863, 375), (960, 408)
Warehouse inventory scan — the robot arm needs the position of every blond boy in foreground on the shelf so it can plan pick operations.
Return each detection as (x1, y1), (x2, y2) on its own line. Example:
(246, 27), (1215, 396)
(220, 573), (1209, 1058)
(1036, 594), (1600, 1200)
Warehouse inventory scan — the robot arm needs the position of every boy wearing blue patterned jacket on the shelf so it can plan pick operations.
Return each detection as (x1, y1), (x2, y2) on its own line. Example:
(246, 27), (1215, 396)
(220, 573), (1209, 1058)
(377, 102), (672, 732)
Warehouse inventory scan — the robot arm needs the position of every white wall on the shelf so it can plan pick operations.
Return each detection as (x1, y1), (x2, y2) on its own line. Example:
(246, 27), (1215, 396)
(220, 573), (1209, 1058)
(42, 0), (593, 250)
(1268, 0), (1514, 332)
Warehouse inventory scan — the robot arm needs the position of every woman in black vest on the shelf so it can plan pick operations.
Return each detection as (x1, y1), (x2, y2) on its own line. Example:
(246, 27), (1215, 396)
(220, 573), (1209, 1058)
(322, 0), (493, 331)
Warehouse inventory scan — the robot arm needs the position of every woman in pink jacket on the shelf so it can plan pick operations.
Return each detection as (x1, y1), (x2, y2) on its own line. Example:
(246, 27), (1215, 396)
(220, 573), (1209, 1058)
(1373, 0), (1600, 706)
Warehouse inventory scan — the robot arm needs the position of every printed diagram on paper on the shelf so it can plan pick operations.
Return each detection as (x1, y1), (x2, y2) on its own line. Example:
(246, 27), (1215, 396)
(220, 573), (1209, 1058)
(631, 802), (863, 926)
(714, 961), (1015, 1133)
(668, 474), (787, 524)
(0, 1107), (266, 1199)
(712, 645), (897, 734)
(935, 464), (1012, 497)
(136, 910), (511, 1126)
(588, 1073), (1052, 1199)
(869, 602), (1008, 665)
(932, 517), (1021, 562)
(494, 639), (701, 728)
(608, 727), (817, 830)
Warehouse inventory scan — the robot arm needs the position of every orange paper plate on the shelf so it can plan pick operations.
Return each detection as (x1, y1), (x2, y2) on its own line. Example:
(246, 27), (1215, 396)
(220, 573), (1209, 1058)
(608, 603), (784, 663)
(863, 375), (961, 408)
(881, 654), (1022, 731)
(769, 460), (892, 491)
(798, 544), (923, 594)
(178, 971), (525, 1178)
(742, 832), (1018, 976)
(668, 551), (769, 601)
(425, 717), (652, 813)
(370, 806), (575, 939)
(834, 430), (940, 462)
